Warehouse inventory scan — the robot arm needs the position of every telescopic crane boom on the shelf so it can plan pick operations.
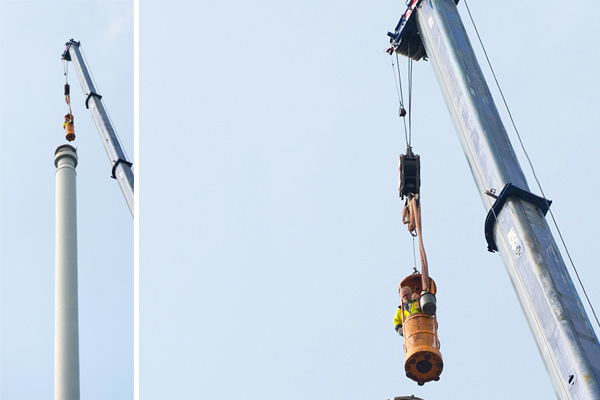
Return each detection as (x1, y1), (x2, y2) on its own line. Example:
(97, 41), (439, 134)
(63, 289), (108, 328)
(62, 39), (134, 216)
(389, 1), (600, 399)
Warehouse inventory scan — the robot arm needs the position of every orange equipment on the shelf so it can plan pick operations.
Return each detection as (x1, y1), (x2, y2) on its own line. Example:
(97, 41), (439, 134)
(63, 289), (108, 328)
(63, 82), (75, 142)
(400, 273), (442, 386)
(64, 114), (75, 142)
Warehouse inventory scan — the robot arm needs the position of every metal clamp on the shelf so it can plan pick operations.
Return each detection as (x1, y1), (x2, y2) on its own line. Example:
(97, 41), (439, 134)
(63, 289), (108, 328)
(85, 92), (102, 109)
(111, 158), (133, 180)
(484, 183), (552, 252)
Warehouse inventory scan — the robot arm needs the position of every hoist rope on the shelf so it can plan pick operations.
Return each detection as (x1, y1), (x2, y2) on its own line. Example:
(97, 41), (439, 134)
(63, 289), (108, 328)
(412, 236), (418, 274)
(390, 40), (422, 289)
(391, 53), (409, 148)
(63, 61), (73, 117)
(402, 195), (430, 292)
(391, 53), (405, 110)
(63, 60), (69, 84)
(407, 57), (413, 148)
(462, 0), (600, 330)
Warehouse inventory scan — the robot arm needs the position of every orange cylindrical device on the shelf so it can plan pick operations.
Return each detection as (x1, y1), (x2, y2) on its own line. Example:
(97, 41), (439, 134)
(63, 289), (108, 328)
(64, 114), (75, 142)
(403, 313), (442, 385)
(400, 274), (442, 385)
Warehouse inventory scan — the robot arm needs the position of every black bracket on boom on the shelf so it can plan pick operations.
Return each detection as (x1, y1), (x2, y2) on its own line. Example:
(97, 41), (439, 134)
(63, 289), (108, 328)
(399, 147), (420, 199)
(111, 158), (133, 180)
(85, 92), (103, 109)
(484, 183), (552, 253)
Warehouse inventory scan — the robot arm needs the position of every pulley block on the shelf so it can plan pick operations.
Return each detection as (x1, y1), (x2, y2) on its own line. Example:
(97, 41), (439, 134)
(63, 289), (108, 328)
(399, 148), (420, 199)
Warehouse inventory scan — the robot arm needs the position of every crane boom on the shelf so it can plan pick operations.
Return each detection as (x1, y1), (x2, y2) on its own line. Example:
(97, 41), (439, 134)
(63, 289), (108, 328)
(389, 1), (600, 398)
(62, 39), (134, 216)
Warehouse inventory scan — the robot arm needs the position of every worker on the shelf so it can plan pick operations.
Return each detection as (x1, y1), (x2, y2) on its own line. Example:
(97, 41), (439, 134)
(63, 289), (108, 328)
(394, 286), (421, 336)
(63, 114), (73, 128)
(63, 113), (75, 142)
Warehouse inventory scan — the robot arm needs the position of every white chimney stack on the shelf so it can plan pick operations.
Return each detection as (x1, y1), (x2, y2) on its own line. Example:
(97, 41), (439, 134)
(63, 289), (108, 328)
(54, 145), (80, 400)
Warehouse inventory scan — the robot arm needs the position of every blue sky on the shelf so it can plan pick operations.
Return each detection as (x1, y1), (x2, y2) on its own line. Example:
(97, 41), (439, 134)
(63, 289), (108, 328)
(139, 0), (599, 399)
(2, 0), (600, 399)
(0, 1), (133, 399)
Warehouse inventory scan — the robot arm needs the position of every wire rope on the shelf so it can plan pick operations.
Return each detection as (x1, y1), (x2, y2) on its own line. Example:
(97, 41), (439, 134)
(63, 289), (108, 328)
(63, 61), (73, 118)
(63, 60), (69, 84)
(390, 43), (419, 280)
(463, 0), (600, 329)
(412, 236), (418, 274)
(407, 57), (413, 148)
(391, 52), (410, 148)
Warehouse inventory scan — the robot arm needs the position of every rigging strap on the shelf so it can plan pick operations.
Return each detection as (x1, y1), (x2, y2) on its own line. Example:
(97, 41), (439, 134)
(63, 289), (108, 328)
(402, 195), (430, 292)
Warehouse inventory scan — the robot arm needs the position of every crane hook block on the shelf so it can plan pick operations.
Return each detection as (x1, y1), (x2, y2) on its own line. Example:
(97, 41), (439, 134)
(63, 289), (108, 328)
(400, 274), (442, 385)
(63, 114), (75, 142)
(399, 148), (420, 199)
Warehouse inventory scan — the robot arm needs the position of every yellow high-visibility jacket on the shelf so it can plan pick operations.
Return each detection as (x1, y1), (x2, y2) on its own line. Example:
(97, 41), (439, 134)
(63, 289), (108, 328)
(394, 300), (421, 331)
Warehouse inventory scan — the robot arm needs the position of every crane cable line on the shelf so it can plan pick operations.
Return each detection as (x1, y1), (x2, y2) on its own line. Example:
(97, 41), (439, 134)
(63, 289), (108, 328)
(412, 236), (418, 274)
(462, 0), (600, 330)
(390, 52), (411, 147)
(63, 61), (73, 116)
(62, 60), (76, 142)
(388, 44), (413, 148)
(390, 47), (420, 277)
(407, 56), (413, 148)
(63, 59), (69, 84)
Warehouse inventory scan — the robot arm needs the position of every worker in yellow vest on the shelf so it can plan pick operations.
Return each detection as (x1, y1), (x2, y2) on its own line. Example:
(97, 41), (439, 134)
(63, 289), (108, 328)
(63, 113), (73, 129)
(63, 113), (75, 142)
(394, 286), (421, 336)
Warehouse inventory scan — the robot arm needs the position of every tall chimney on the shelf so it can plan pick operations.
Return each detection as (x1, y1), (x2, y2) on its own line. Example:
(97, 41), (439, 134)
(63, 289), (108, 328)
(54, 145), (80, 400)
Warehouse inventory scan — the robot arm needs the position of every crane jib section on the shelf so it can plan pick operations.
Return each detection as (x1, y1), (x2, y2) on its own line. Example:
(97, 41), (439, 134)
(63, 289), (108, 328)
(61, 39), (134, 216)
(388, 1), (600, 399)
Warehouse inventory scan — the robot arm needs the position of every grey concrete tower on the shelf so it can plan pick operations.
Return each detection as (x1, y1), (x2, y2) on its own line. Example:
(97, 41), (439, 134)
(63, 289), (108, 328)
(54, 145), (80, 400)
